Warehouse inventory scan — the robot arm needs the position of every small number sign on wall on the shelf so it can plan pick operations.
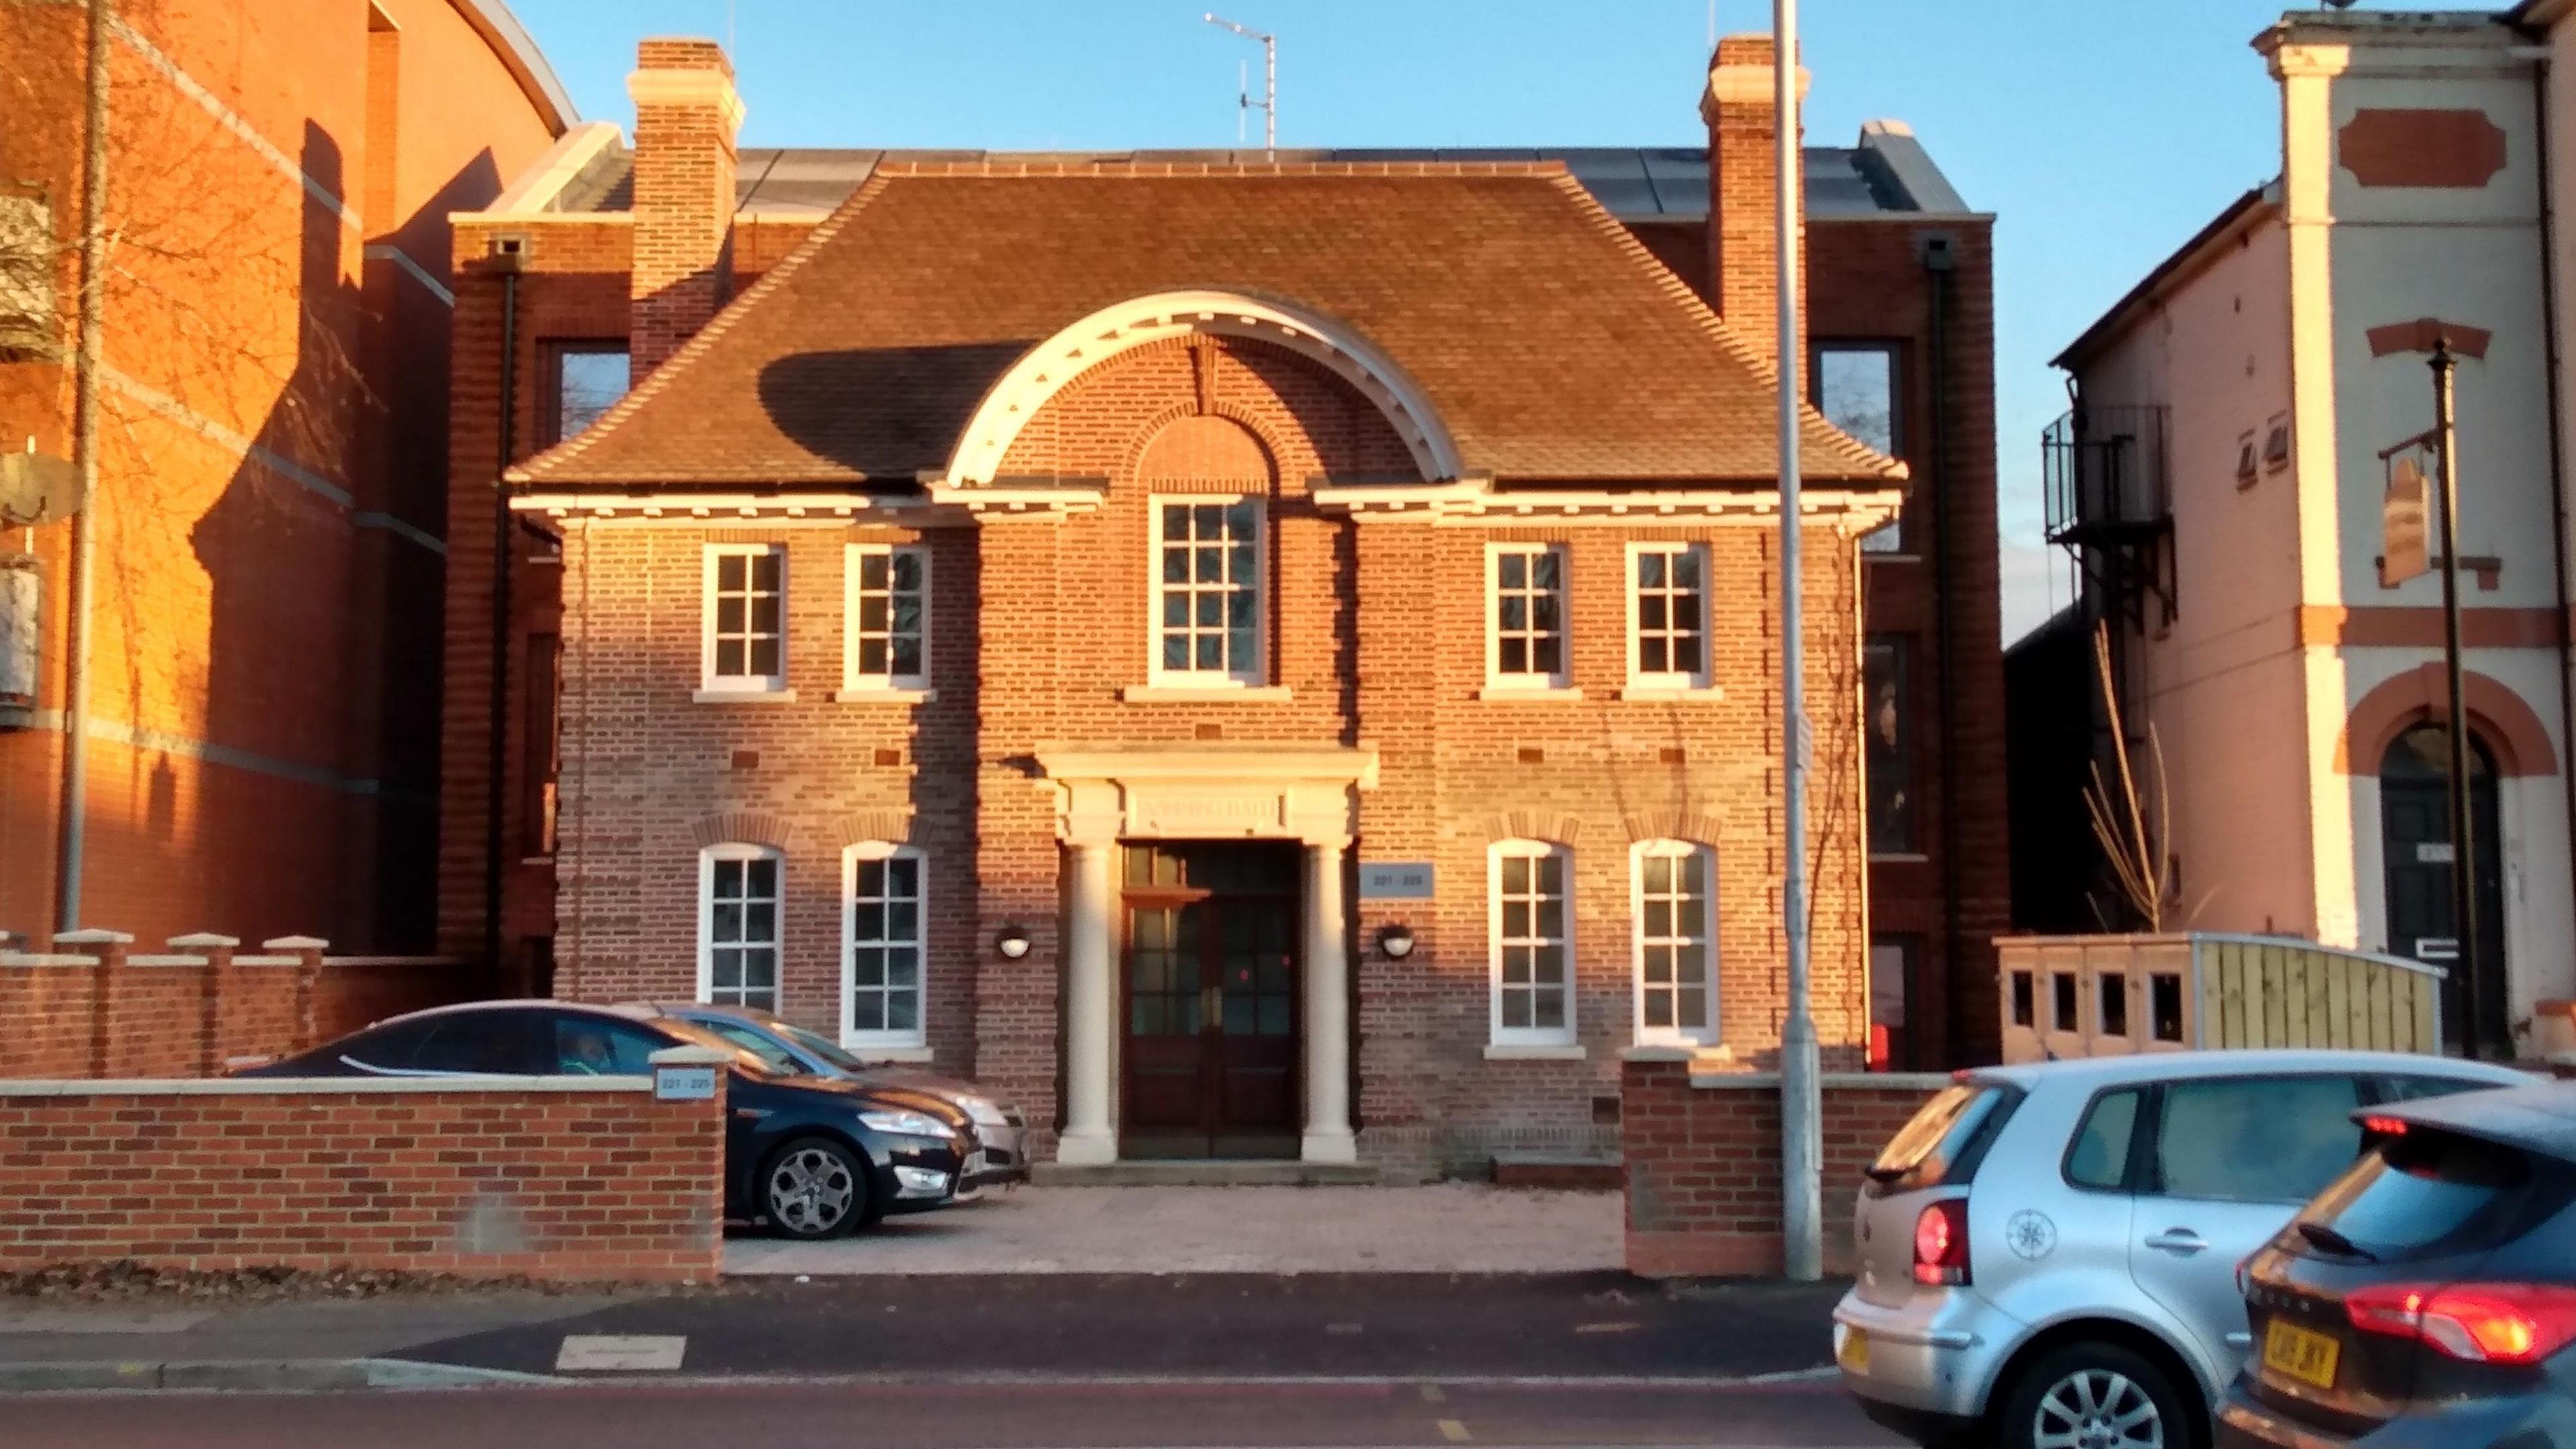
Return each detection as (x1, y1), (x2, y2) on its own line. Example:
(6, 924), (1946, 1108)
(1358, 862), (1435, 900)
(653, 1065), (718, 1102)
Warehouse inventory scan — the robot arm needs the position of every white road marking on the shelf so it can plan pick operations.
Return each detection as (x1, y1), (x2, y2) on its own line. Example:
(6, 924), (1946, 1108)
(1436, 1418), (1471, 1442)
(1418, 1383), (1447, 1403)
(555, 1334), (688, 1372)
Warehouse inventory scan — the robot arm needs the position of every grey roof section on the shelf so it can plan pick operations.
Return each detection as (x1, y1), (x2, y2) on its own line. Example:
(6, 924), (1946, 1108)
(557, 129), (1974, 222)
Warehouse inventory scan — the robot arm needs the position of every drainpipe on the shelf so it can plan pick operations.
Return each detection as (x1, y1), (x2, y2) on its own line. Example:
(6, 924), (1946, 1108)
(2530, 52), (2576, 1026)
(1922, 232), (1964, 1069)
(482, 246), (523, 987)
(53, 0), (111, 934)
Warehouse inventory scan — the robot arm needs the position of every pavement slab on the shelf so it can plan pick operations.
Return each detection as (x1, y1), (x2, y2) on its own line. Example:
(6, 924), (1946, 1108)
(395, 1274), (1847, 1383)
(0, 1275), (1849, 1390)
(0, 1377), (1904, 1448)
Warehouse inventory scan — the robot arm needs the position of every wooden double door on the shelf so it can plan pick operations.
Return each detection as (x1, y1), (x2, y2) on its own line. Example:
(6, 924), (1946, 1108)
(1121, 842), (1301, 1159)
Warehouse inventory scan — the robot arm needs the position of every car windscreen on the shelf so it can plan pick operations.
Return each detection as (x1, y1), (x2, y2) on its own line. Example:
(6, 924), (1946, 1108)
(2290, 1127), (2537, 1261)
(648, 1016), (788, 1077)
(773, 1020), (871, 1074)
(1866, 1082), (2019, 1192)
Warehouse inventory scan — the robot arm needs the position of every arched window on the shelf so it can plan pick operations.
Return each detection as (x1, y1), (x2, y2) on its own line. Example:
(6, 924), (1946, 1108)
(698, 843), (782, 1012)
(1489, 840), (1574, 1047)
(1631, 840), (1717, 1045)
(843, 843), (926, 1049)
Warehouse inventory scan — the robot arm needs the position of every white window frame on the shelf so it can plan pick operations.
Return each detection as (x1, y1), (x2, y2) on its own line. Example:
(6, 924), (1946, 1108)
(696, 843), (784, 1012)
(700, 542), (788, 694)
(840, 842), (927, 1050)
(1148, 495), (1266, 686)
(1488, 839), (1576, 1048)
(1485, 542), (1570, 692)
(1631, 839), (1719, 1046)
(842, 543), (930, 693)
(1625, 541), (1713, 691)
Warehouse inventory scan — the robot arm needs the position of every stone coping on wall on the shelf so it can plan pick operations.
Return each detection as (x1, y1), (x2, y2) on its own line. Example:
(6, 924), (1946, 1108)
(1617, 1044), (1952, 1092)
(0, 1075), (656, 1096)
(0, 1048), (729, 1097)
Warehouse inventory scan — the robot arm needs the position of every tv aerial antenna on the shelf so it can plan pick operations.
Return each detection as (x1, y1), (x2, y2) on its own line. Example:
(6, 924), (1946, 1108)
(1204, 14), (1275, 158)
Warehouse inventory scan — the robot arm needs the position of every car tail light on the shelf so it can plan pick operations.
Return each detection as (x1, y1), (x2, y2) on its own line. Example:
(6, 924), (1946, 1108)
(2346, 1283), (2576, 1365)
(2360, 1115), (2409, 1137)
(1911, 1199), (1970, 1286)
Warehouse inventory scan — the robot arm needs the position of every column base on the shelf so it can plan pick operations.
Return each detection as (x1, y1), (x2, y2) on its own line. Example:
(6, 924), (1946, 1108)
(1299, 1128), (1359, 1165)
(1055, 1128), (1118, 1167)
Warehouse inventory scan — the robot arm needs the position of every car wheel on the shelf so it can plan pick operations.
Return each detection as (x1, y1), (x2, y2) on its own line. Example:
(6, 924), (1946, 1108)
(1995, 1341), (2197, 1449)
(761, 1137), (867, 1240)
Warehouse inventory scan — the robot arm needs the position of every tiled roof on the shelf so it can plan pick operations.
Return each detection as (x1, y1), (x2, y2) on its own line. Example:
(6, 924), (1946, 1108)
(517, 162), (1904, 490)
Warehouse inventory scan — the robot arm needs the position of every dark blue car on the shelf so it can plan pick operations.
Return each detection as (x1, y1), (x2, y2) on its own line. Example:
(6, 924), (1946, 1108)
(2222, 1081), (2576, 1449)
(240, 1000), (974, 1238)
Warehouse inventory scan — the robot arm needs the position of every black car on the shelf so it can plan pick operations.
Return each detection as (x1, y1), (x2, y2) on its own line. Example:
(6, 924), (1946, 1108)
(241, 1001), (974, 1239)
(2220, 1081), (2576, 1448)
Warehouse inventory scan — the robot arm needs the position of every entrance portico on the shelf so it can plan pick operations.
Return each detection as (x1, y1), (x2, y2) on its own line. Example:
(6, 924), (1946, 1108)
(1036, 746), (1377, 1167)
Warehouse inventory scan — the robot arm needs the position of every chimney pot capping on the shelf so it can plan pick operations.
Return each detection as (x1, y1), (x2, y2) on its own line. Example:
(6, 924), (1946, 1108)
(1703, 32), (1810, 119)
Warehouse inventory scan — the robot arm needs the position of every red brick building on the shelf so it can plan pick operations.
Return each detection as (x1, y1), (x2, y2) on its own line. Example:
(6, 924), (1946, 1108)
(0, 1), (572, 951)
(443, 34), (2004, 1173)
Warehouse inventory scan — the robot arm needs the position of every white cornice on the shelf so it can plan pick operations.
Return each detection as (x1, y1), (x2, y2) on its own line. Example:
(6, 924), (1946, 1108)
(511, 488), (1103, 524)
(1314, 484), (1903, 535)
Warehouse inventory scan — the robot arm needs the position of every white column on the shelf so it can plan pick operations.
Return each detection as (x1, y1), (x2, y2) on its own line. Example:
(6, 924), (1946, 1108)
(1301, 837), (1357, 1164)
(1057, 839), (1118, 1165)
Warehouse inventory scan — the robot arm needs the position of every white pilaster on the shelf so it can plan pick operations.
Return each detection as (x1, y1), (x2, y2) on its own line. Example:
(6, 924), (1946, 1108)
(1057, 839), (1118, 1165)
(1300, 837), (1357, 1164)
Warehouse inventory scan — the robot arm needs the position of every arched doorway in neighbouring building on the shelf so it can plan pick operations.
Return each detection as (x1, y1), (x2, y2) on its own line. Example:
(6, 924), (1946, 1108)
(2379, 723), (2507, 1053)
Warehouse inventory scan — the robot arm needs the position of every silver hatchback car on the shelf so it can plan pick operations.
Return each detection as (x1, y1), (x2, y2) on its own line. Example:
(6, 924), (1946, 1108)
(1834, 1049), (2529, 1449)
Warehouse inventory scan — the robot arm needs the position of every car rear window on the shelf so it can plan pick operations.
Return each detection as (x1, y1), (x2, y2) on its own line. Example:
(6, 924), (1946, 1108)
(1866, 1083), (2019, 1193)
(2294, 1128), (2536, 1260)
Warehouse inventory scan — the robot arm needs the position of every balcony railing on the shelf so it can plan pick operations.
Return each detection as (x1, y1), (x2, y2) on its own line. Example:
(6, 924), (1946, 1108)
(2043, 404), (2171, 545)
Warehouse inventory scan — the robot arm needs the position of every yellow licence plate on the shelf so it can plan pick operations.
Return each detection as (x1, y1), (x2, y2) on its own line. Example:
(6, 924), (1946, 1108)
(2262, 1318), (2341, 1389)
(1838, 1328), (1869, 1375)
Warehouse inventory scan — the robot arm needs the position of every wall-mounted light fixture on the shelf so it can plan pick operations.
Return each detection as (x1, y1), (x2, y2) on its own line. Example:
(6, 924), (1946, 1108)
(995, 924), (1032, 960)
(1377, 924), (1416, 961)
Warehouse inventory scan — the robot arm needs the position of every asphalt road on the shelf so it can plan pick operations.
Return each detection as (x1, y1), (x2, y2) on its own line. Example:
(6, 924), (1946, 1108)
(0, 1379), (1904, 1448)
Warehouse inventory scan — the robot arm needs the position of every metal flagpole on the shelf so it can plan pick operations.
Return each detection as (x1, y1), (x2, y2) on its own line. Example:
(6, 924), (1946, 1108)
(2430, 340), (2482, 1055)
(1774, 0), (1823, 1281)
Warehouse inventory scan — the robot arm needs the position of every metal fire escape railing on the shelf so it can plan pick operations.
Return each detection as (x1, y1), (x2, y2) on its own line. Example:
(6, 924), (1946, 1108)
(2043, 404), (2176, 631)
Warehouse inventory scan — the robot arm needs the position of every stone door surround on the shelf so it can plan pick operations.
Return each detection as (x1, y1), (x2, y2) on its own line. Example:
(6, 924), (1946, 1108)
(1035, 745), (1378, 1166)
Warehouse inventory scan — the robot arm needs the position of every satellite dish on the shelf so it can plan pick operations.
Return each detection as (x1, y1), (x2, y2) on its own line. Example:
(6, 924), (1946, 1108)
(0, 445), (80, 525)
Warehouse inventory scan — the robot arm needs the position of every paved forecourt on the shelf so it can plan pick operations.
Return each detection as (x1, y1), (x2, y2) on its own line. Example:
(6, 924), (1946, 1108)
(724, 1184), (1625, 1276)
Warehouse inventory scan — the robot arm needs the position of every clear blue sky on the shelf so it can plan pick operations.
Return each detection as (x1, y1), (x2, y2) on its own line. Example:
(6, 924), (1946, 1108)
(508, 0), (2498, 643)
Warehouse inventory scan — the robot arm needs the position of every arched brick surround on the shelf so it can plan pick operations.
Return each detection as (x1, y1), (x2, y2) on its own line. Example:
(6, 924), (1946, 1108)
(1482, 810), (1586, 846)
(687, 810), (796, 849)
(832, 808), (916, 848)
(1623, 809), (1728, 846)
(2334, 664), (2557, 777)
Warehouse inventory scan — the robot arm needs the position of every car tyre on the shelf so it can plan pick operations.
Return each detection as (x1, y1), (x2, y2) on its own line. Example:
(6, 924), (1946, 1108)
(1994, 1341), (2198, 1449)
(761, 1136), (869, 1240)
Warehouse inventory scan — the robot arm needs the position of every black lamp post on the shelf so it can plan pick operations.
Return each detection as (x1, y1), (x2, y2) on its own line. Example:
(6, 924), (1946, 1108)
(2429, 339), (2481, 1057)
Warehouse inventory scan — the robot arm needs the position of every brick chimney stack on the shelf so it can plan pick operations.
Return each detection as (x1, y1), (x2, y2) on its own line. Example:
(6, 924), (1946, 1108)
(1703, 34), (1808, 362)
(627, 38), (743, 378)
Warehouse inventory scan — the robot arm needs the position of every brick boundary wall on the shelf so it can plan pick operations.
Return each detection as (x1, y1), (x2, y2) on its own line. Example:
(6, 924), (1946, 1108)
(0, 932), (480, 1079)
(0, 1053), (727, 1283)
(1622, 1048), (1946, 1278)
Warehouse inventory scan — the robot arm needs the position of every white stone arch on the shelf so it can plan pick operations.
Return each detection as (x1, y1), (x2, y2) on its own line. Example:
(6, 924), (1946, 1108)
(938, 289), (1464, 486)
